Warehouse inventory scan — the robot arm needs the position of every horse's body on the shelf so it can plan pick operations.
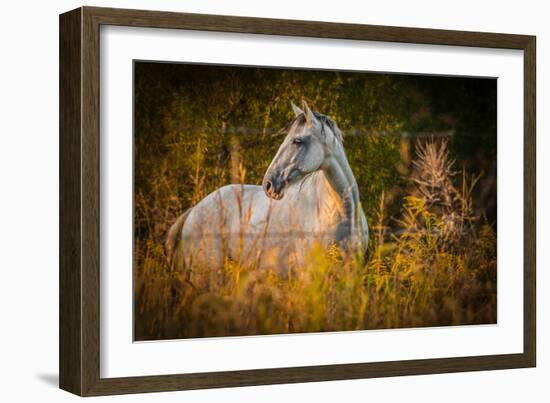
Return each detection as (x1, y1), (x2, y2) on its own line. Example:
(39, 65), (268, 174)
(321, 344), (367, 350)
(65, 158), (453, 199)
(166, 103), (368, 284)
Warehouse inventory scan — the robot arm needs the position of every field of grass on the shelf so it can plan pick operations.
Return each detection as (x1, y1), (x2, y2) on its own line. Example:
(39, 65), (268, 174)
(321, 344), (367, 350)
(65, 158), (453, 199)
(134, 140), (496, 341)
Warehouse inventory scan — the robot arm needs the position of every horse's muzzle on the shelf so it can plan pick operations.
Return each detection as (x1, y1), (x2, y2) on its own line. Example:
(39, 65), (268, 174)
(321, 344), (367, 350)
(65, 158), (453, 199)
(263, 176), (285, 200)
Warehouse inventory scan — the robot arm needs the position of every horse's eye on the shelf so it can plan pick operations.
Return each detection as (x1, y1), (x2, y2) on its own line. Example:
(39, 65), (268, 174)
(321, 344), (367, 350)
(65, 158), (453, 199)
(293, 138), (304, 145)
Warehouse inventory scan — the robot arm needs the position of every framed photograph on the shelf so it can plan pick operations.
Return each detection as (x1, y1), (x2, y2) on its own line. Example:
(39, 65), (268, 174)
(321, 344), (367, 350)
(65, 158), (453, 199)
(59, 6), (536, 396)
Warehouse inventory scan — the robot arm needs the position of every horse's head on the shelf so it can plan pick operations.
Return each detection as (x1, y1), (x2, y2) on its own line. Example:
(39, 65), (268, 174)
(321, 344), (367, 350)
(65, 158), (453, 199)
(263, 101), (343, 200)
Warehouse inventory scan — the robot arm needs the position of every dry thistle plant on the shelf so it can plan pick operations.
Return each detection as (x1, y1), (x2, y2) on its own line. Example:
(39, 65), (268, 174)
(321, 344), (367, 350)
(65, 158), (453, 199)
(404, 138), (480, 248)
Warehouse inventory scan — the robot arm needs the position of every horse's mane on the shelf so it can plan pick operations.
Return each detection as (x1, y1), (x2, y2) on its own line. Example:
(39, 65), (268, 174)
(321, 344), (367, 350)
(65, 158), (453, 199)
(287, 111), (344, 145)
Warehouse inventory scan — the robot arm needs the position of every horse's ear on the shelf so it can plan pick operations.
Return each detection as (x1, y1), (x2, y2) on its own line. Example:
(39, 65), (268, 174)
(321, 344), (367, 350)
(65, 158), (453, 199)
(291, 101), (303, 117)
(302, 101), (315, 127)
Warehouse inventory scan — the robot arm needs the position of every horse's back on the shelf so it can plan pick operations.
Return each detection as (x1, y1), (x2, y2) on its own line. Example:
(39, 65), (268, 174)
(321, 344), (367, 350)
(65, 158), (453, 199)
(179, 184), (269, 275)
(185, 184), (267, 230)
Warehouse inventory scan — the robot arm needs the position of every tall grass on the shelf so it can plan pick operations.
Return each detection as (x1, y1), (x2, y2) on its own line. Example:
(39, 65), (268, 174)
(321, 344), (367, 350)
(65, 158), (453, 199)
(134, 139), (496, 340)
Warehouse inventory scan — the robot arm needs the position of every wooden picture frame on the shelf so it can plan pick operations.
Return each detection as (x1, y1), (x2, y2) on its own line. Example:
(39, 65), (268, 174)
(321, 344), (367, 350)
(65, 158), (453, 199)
(59, 6), (536, 396)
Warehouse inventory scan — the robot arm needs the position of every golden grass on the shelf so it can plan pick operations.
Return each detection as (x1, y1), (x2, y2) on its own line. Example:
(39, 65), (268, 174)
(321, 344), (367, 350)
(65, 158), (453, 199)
(134, 139), (496, 340)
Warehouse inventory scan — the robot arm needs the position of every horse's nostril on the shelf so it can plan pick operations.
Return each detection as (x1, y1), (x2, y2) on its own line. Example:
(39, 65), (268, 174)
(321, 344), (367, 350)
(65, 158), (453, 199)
(265, 180), (272, 192)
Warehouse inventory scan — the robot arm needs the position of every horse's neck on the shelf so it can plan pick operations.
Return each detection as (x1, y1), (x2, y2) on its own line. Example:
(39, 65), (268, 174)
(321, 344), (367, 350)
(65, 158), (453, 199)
(320, 144), (360, 219)
(288, 144), (360, 229)
(304, 171), (347, 221)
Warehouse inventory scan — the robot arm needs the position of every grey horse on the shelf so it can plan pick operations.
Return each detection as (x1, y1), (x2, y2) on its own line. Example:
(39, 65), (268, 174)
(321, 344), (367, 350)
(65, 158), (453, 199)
(166, 102), (368, 285)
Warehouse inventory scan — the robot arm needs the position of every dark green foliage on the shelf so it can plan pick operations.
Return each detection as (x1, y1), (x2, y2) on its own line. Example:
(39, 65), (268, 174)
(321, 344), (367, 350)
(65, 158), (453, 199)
(134, 62), (496, 246)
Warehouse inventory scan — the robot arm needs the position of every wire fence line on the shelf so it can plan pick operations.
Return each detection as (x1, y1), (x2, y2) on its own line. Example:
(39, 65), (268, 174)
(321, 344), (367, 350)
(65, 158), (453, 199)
(159, 129), (457, 144)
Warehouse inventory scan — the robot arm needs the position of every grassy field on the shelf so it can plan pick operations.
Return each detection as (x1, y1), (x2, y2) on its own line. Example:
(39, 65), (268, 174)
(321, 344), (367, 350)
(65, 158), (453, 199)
(134, 140), (497, 340)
